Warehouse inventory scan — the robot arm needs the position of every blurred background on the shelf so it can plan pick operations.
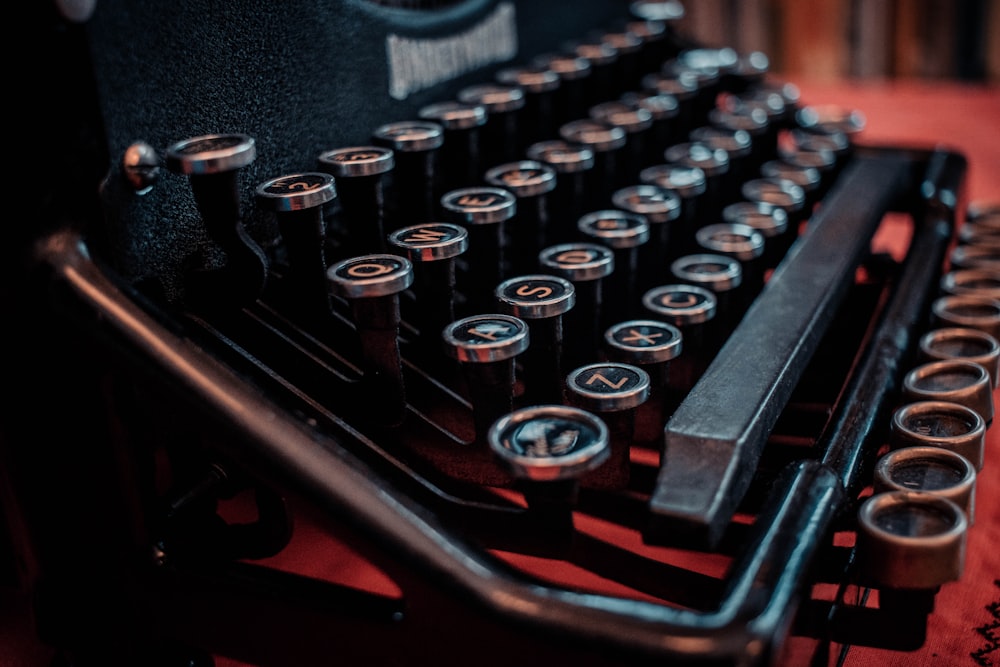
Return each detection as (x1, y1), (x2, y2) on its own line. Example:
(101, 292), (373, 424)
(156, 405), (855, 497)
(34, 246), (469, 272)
(674, 0), (999, 82)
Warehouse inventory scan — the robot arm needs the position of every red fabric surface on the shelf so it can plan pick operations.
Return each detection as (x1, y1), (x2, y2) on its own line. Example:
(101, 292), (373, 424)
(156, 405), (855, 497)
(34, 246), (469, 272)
(776, 78), (1000, 667)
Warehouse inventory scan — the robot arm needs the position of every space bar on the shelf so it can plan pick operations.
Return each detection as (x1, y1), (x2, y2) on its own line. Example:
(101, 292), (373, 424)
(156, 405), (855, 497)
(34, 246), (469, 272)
(645, 153), (908, 549)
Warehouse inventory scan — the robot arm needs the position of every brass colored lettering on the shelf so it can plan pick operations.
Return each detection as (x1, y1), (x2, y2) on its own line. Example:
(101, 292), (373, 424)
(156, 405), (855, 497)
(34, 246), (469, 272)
(515, 284), (553, 299)
(584, 372), (629, 389)
(622, 328), (662, 345)
(347, 262), (395, 278)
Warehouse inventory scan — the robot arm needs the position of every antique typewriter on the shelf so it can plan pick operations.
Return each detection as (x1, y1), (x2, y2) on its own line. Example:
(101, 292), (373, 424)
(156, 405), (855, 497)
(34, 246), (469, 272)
(6, 1), (997, 666)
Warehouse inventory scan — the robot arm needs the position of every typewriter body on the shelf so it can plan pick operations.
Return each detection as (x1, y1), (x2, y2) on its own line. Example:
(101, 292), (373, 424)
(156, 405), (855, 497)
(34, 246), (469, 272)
(6, 1), (987, 666)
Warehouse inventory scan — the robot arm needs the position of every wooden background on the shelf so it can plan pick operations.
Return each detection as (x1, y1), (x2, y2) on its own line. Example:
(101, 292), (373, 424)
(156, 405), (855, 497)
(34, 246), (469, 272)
(674, 0), (1000, 82)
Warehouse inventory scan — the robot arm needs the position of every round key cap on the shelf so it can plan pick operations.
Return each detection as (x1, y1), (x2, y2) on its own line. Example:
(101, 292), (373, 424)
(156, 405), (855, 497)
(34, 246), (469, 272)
(613, 184), (682, 293)
(440, 186), (517, 314)
(621, 90), (681, 157)
(918, 327), (1000, 388)
(590, 100), (654, 182)
(560, 118), (627, 209)
(671, 253), (742, 343)
(484, 161), (557, 275)
(901, 359), (994, 425)
(372, 120), (444, 225)
(940, 268), (1000, 300)
(931, 294), (1000, 340)
(539, 242), (615, 369)
(495, 274), (576, 404)
(874, 446), (976, 524)
(533, 52), (591, 126)
(387, 222), (469, 351)
(457, 83), (525, 165)
(527, 140), (596, 242)
(495, 64), (560, 151)
(256, 172), (337, 323)
(327, 254), (414, 427)
(318, 146), (395, 257)
(165, 133), (268, 306)
(639, 162), (707, 259)
(695, 222), (766, 312)
(578, 210), (650, 327)
(604, 319), (682, 381)
(642, 283), (716, 394)
(566, 361), (650, 487)
(664, 141), (730, 221)
(488, 404), (610, 482)
(444, 314), (530, 443)
(722, 200), (789, 269)
(856, 490), (967, 590)
(418, 100), (487, 193)
(889, 400), (986, 471)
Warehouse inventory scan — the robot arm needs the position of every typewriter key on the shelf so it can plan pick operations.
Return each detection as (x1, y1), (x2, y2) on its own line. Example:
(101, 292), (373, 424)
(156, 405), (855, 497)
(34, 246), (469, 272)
(495, 274), (576, 405)
(539, 243), (615, 369)
(612, 184), (682, 292)
(671, 253), (742, 343)
(642, 70), (699, 136)
(889, 400), (986, 471)
(318, 145), (395, 257)
(694, 222), (766, 310)
(901, 359), (994, 425)
(949, 244), (1000, 272)
(589, 100), (654, 181)
(620, 90), (681, 158)
(559, 118), (627, 207)
(690, 124), (754, 196)
(604, 319), (682, 389)
(444, 314), (529, 445)
(165, 132), (268, 306)
(874, 446), (976, 524)
(532, 52), (591, 127)
(440, 186), (517, 315)
(940, 268), (1000, 300)
(484, 161), (557, 275)
(856, 490), (967, 590)
(663, 141), (730, 222)
(566, 361), (650, 487)
(598, 28), (644, 90)
(639, 162), (707, 258)
(372, 120), (444, 226)
(760, 158), (822, 211)
(495, 65), (560, 151)
(327, 254), (413, 427)
(255, 172), (337, 323)
(578, 210), (650, 327)
(918, 327), (1000, 388)
(488, 404), (609, 484)
(642, 284), (716, 395)
(387, 222), (468, 353)
(567, 37), (620, 106)
(931, 294), (1000, 340)
(526, 140), (596, 243)
(722, 200), (788, 270)
(741, 176), (806, 259)
(418, 100), (487, 193)
(457, 83), (525, 165)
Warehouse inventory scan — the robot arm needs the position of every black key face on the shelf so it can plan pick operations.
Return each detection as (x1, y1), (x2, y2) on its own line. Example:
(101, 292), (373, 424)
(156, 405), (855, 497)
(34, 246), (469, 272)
(696, 224), (764, 260)
(872, 503), (958, 537)
(590, 101), (653, 132)
(256, 172), (336, 211)
(642, 284), (717, 325)
(663, 142), (729, 176)
(566, 362), (650, 411)
(672, 254), (742, 291)
(890, 457), (968, 491)
(723, 202), (788, 238)
(484, 161), (557, 197)
(559, 119), (626, 151)
(327, 254), (413, 299)
(526, 140), (595, 172)
(443, 314), (529, 362)
(902, 410), (978, 438)
(440, 187), (517, 224)
(496, 275), (575, 319)
(691, 125), (753, 156)
(605, 319), (682, 363)
(166, 133), (256, 173)
(372, 121), (444, 151)
(578, 210), (650, 249)
(418, 101), (487, 129)
(612, 185), (681, 222)
(488, 405), (610, 481)
(318, 146), (394, 177)
(495, 65), (560, 92)
(639, 164), (706, 196)
(538, 243), (614, 281)
(457, 83), (525, 112)
(621, 91), (679, 120)
(388, 223), (468, 262)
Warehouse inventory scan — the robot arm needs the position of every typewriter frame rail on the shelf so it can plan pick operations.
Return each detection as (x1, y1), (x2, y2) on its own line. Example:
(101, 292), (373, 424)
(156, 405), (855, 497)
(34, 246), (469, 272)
(6, 140), (968, 667)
